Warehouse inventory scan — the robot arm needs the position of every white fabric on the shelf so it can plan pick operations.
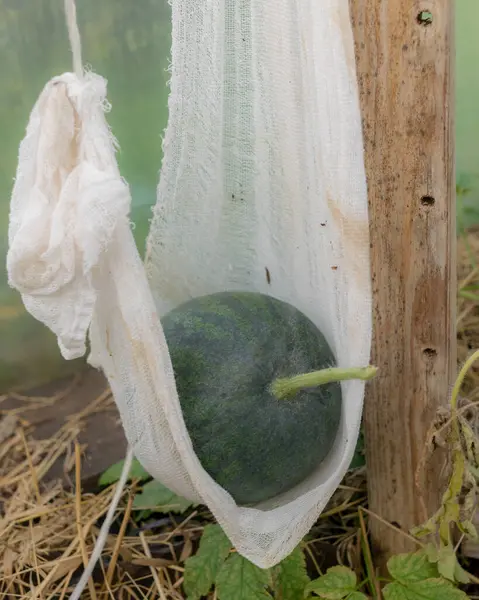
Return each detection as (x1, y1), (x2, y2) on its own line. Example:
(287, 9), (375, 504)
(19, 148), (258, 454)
(7, 73), (131, 360)
(7, 0), (372, 569)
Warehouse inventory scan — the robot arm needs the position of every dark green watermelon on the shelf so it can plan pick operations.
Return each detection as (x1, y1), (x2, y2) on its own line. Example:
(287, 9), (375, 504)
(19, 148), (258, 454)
(161, 291), (341, 506)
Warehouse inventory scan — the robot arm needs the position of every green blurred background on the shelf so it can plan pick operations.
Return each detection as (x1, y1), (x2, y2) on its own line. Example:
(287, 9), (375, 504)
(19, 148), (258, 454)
(457, 0), (479, 227)
(0, 0), (477, 391)
(0, 0), (171, 389)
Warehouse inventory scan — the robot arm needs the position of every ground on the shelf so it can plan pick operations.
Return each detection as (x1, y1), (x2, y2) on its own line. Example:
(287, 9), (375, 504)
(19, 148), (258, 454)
(1, 232), (478, 598)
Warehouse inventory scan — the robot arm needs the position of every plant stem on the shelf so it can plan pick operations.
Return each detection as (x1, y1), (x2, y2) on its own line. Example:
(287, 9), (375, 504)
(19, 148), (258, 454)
(271, 365), (378, 400)
(439, 349), (479, 547)
(450, 349), (479, 412)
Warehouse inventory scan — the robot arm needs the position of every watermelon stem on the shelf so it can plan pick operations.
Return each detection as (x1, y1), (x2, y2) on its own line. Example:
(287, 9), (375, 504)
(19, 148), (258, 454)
(270, 366), (378, 400)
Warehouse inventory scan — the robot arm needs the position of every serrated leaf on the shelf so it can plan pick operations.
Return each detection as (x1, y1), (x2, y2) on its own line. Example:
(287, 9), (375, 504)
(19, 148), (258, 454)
(382, 581), (410, 600)
(272, 546), (310, 600)
(216, 553), (270, 600)
(458, 518), (478, 539)
(305, 566), (357, 599)
(460, 468), (478, 537)
(347, 593), (368, 600)
(410, 514), (440, 538)
(133, 480), (174, 507)
(436, 544), (457, 581)
(386, 551), (439, 583)
(99, 457), (150, 486)
(459, 418), (477, 464)
(136, 509), (152, 521)
(132, 480), (194, 513)
(383, 578), (469, 600)
(183, 524), (232, 600)
(445, 454), (465, 506)
(434, 544), (470, 584)
(424, 543), (438, 564)
(454, 559), (471, 585)
(171, 495), (197, 513)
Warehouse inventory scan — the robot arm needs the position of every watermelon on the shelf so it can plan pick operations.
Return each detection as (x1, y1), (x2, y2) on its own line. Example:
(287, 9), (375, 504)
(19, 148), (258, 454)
(161, 291), (342, 506)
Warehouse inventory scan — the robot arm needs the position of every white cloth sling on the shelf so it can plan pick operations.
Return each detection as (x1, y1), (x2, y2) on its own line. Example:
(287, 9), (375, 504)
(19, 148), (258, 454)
(7, 0), (372, 575)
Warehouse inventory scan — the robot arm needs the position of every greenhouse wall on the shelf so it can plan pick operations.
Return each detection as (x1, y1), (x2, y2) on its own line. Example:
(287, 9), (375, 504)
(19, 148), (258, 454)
(0, 0), (171, 390)
(0, 0), (476, 391)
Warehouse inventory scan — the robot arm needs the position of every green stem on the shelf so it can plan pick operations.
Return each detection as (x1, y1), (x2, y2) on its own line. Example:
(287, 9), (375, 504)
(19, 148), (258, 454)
(450, 349), (479, 413)
(271, 365), (378, 400)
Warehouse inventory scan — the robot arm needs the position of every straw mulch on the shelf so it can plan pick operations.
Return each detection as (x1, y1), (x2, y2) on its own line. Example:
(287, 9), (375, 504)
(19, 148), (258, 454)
(0, 232), (478, 599)
(458, 230), (479, 396)
(0, 387), (366, 599)
(0, 366), (365, 598)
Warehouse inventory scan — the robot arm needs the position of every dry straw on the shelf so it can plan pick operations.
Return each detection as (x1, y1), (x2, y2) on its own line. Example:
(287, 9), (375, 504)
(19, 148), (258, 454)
(1, 231), (478, 597)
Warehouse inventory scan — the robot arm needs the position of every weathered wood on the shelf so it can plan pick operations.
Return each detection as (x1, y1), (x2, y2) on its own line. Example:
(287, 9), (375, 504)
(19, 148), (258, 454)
(349, 0), (456, 560)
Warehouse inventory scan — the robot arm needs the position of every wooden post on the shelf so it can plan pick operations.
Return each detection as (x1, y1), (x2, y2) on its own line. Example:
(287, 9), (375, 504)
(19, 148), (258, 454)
(349, 0), (456, 561)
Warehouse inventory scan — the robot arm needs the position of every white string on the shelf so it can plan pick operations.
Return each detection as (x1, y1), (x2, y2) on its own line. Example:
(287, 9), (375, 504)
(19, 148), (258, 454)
(64, 0), (83, 78)
(68, 446), (134, 600)
(59, 4), (135, 597)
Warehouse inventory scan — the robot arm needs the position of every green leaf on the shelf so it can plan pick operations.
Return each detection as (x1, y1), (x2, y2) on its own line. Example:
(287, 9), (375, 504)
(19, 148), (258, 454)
(458, 518), (478, 540)
(410, 513), (441, 538)
(272, 546), (310, 600)
(382, 581), (410, 600)
(99, 457), (150, 486)
(170, 495), (197, 513)
(459, 418), (478, 465)
(421, 542), (470, 585)
(349, 432), (366, 470)
(454, 560), (471, 585)
(424, 543), (438, 564)
(136, 509), (152, 521)
(347, 593), (369, 600)
(383, 579), (469, 600)
(348, 451), (366, 470)
(216, 553), (271, 600)
(460, 283), (479, 292)
(132, 480), (195, 513)
(305, 566), (357, 599)
(386, 551), (439, 583)
(435, 544), (461, 582)
(183, 524), (232, 600)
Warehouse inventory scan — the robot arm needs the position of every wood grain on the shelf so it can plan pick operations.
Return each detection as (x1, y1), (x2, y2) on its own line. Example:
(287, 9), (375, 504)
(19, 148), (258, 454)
(349, 0), (456, 560)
